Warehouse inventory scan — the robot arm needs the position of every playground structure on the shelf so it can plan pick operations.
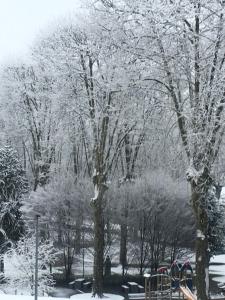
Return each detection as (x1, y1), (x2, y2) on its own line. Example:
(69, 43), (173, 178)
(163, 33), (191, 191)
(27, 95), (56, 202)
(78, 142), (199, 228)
(142, 261), (196, 300)
(122, 260), (225, 300)
(143, 274), (196, 300)
(125, 261), (196, 300)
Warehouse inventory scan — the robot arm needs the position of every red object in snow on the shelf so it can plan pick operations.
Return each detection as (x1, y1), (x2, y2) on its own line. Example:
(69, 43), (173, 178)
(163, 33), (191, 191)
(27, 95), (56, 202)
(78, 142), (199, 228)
(157, 267), (168, 274)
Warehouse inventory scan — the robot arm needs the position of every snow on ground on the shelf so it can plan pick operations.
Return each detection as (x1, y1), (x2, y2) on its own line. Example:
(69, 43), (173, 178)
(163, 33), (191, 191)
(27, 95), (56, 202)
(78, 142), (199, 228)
(210, 255), (225, 283)
(70, 293), (124, 300)
(211, 255), (225, 264)
(72, 242), (139, 276)
(0, 293), (124, 300)
(219, 188), (225, 205)
(111, 264), (138, 275)
(49, 287), (76, 298)
(0, 296), (67, 300)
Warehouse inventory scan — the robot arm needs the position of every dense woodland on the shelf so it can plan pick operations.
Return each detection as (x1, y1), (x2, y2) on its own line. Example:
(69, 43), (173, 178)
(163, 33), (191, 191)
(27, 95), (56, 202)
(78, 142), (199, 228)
(0, 1), (225, 300)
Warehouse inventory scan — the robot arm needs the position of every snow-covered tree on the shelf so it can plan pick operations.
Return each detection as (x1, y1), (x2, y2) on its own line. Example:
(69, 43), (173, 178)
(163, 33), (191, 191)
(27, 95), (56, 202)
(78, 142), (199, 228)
(3, 2), (225, 298)
(97, 1), (225, 299)
(1, 234), (56, 295)
(1, 63), (62, 191)
(0, 145), (28, 242)
(22, 173), (92, 281)
(31, 18), (150, 295)
(110, 170), (194, 275)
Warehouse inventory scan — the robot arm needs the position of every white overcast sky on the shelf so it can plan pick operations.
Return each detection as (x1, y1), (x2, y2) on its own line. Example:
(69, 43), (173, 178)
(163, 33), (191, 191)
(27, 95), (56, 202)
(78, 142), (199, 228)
(0, 0), (81, 63)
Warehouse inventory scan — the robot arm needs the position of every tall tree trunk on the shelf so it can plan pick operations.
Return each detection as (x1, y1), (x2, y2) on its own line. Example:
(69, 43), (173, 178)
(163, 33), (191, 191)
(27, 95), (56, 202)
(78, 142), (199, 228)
(191, 182), (210, 300)
(120, 201), (128, 276)
(64, 246), (73, 282)
(106, 217), (111, 246)
(120, 222), (127, 276)
(92, 196), (104, 297)
(75, 218), (82, 254)
(139, 229), (145, 276)
(0, 258), (4, 273)
(91, 176), (107, 297)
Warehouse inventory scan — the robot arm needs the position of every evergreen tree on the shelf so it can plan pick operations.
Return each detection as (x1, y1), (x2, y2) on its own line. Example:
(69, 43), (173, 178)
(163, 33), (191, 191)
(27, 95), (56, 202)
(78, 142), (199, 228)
(0, 145), (28, 243)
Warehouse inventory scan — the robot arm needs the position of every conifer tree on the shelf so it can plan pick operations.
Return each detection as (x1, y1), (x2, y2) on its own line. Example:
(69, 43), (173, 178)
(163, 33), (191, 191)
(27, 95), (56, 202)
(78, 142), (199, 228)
(0, 145), (28, 242)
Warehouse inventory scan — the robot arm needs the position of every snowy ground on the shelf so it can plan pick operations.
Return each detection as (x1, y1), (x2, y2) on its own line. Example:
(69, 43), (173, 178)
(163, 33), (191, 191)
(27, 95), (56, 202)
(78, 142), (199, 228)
(0, 293), (124, 300)
(2, 248), (225, 298)
(210, 255), (225, 283)
(49, 287), (76, 298)
(70, 293), (124, 300)
(0, 296), (67, 300)
(72, 243), (140, 276)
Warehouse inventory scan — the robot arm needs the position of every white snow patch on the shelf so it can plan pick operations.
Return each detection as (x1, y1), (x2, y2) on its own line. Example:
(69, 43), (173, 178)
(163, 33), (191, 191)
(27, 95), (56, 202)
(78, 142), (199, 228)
(186, 166), (202, 184)
(219, 187), (225, 205)
(197, 229), (205, 240)
(91, 184), (99, 202)
(198, 256), (202, 262)
(93, 169), (97, 177)
(210, 254), (225, 264)
(70, 293), (124, 300)
(210, 254), (225, 283)
(0, 296), (67, 300)
(0, 292), (123, 300)
(111, 264), (138, 275)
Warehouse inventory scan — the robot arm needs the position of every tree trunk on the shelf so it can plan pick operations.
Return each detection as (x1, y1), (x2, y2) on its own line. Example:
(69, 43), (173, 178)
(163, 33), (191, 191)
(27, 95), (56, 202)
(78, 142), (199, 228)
(191, 183), (210, 300)
(139, 229), (145, 276)
(92, 184), (105, 297)
(64, 246), (73, 282)
(75, 219), (81, 254)
(160, 241), (166, 262)
(120, 200), (128, 276)
(106, 217), (111, 246)
(139, 214), (147, 276)
(0, 258), (4, 273)
(120, 223), (127, 276)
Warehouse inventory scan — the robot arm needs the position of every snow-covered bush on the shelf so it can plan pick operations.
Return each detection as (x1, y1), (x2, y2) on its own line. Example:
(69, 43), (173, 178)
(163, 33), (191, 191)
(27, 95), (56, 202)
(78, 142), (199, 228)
(1, 234), (57, 295)
(0, 145), (28, 242)
(22, 174), (92, 280)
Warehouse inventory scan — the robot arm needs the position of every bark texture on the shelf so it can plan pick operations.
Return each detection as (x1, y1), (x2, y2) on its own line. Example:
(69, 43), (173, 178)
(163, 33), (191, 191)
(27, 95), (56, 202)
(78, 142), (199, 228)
(120, 222), (128, 276)
(91, 174), (107, 297)
(92, 198), (104, 297)
(191, 177), (210, 300)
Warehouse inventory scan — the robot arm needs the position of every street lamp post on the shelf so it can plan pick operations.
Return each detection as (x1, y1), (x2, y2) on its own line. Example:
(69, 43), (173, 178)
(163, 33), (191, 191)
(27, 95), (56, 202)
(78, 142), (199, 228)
(35, 215), (40, 300)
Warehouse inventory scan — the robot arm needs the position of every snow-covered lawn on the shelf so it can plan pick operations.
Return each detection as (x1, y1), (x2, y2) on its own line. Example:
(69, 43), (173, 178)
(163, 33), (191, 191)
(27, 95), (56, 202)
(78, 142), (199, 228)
(70, 293), (124, 300)
(0, 296), (67, 300)
(0, 293), (124, 300)
(210, 254), (225, 283)
(50, 287), (76, 298)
